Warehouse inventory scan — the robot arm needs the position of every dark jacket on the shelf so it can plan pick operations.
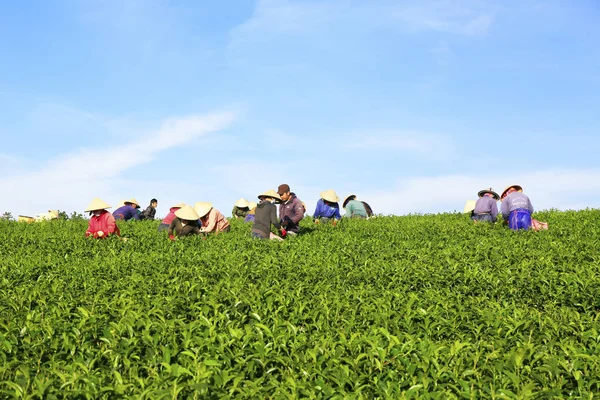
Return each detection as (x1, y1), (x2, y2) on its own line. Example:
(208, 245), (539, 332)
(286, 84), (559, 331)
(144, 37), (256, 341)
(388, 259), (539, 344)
(278, 192), (304, 233)
(168, 217), (200, 237)
(252, 201), (281, 238)
(141, 205), (156, 220)
(362, 201), (374, 217)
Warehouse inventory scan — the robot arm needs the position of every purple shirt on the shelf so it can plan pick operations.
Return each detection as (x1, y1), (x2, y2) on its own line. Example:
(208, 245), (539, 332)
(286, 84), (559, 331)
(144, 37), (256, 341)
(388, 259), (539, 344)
(278, 193), (304, 232)
(112, 205), (140, 221)
(501, 192), (534, 216)
(473, 196), (498, 220)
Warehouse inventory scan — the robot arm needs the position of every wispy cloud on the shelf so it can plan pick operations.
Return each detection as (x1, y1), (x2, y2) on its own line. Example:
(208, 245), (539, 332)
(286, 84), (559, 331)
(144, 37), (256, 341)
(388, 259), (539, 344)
(0, 110), (237, 216)
(345, 132), (459, 161)
(230, 0), (495, 47)
(429, 40), (455, 65)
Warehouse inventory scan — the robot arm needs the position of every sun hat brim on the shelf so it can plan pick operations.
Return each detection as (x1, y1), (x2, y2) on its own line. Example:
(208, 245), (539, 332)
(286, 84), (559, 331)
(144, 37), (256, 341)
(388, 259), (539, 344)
(320, 189), (340, 203)
(343, 194), (356, 208)
(478, 189), (500, 200)
(501, 185), (523, 200)
(194, 202), (213, 218)
(175, 205), (200, 220)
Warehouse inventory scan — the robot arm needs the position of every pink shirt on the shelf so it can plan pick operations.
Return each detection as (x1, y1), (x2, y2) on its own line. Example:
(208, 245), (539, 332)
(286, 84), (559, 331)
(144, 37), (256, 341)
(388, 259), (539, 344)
(200, 208), (230, 233)
(86, 210), (120, 238)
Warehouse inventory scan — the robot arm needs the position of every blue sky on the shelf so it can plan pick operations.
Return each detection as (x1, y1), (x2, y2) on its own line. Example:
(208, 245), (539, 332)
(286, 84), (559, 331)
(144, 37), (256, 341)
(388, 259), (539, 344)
(1, 0), (599, 217)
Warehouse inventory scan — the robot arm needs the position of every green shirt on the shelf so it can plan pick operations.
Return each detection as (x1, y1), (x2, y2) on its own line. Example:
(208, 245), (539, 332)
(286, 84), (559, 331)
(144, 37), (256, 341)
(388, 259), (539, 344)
(344, 200), (367, 218)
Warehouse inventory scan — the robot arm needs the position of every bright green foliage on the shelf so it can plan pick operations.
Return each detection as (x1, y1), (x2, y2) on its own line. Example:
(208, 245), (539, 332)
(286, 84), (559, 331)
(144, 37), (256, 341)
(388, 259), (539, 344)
(1, 210), (600, 398)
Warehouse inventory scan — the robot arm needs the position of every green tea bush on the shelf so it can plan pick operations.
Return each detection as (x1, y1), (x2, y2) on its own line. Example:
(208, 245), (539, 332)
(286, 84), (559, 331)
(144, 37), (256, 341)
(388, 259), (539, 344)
(1, 210), (600, 398)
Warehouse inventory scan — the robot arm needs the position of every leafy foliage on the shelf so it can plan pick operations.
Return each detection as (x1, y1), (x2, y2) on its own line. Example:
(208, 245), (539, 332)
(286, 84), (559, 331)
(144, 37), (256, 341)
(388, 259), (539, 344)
(1, 210), (600, 398)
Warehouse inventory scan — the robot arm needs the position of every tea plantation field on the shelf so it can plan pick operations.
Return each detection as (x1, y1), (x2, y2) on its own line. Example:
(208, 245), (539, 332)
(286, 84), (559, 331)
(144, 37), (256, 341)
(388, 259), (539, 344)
(1, 210), (600, 398)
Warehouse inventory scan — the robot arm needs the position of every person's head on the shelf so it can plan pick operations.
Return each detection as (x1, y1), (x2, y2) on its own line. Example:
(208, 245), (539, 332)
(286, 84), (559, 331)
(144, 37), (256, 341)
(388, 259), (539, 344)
(151, 198), (158, 208)
(259, 195), (275, 204)
(278, 184), (291, 202)
(92, 209), (103, 216)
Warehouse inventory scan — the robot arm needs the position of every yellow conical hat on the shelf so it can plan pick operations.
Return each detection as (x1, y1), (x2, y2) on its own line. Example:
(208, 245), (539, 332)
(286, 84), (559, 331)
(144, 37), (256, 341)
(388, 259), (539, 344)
(248, 201), (257, 210)
(320, 189), (340, 203)
(463, 200), (476, 213)
(258, 189), (281, 201)
(126, 198), (140, 208)
(194, 202), (213, 218)
(175, 205), (199, 220)
(85, 198), (111, 212)
(235, 198), (249, 208)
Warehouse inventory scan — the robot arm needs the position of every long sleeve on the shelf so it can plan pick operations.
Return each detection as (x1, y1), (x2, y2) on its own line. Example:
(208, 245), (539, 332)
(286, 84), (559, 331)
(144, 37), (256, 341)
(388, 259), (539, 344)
(313, 200), (324, 219)
(271, 205), (281, 230)
(528, 198), (534, 213)
(291, 200), (304, 224)
(490, 201), (498, 221)
(106, 214), (118, 235)
(167, 219), (176, 236)
(85, 219), (95, 237)
(333, 204), (341, 220)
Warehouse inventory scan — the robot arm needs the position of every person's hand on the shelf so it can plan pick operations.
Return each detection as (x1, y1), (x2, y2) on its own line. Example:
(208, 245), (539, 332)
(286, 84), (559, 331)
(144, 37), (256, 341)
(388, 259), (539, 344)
(169, 234), (176, 241)
(97, 231), (104, 237)
(314, 219), (320, 224)
(332, 220), (337, 226)
(280, 228), (287, 238)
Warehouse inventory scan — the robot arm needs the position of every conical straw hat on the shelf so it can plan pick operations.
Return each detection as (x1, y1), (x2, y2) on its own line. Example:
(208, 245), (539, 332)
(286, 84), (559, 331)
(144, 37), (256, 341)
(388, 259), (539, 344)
(118, 199), (126, 208)
(478, 188), (499, 200)
(501, 184), (523, 200)
(85, 198), (111, 212)
(343, 194), (356, 208)
(175, 205), (199, 221)
(320, 189), (340, 203)
(463, 200), (476, 213)
(194, 202), (213, 218)
(48, 210), (59, 218)
(171, 202), (186, 209)
(258, 189), (281, 201)
(126, 198), (140, 208)
(235, 198), (249, 208)
(248, 201), (257, 210)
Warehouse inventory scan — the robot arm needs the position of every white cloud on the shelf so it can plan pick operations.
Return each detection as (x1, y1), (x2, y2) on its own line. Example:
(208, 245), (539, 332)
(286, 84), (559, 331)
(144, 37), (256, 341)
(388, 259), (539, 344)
(429, 40), (454, 65)
(230, 0), (495, 46)
(345, 132), (459, 161)
(0, 111), (237, 217)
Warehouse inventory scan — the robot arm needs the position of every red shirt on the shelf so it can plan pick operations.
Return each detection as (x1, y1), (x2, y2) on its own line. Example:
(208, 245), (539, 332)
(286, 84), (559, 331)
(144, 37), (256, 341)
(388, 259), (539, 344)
(86, 210), (120, 238)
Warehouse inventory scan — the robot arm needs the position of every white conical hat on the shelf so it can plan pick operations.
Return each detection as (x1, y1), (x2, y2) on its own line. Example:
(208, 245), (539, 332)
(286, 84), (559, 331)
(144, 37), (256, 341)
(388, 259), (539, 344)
(194, 202), (213, 218)
(48, 210), (59, 218)
(248, 201), (257, 210)
(235, 198), (249, 208)
(175, 205), (199, 220)
(85, 198), (111, 212)
(258, 189), (281, 201)
(126, 198), (140, 208)
(320, 189), (340, 203)
(463, 200), (476, 213)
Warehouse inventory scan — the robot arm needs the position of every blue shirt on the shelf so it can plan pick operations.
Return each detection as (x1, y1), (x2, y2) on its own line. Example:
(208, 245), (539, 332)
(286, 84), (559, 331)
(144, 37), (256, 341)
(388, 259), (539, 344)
(313, 199), (341, 220)
(112, 205), (140, 221)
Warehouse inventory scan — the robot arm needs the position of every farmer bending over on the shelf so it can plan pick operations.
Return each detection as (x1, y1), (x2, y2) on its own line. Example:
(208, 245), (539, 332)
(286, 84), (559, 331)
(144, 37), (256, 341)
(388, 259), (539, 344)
(472, 188), (499, 223)
(313, 189), (341, 225)
(85, 198), (120, 238)
(501, 184), (534, 230)
(252, 190), (284, 240)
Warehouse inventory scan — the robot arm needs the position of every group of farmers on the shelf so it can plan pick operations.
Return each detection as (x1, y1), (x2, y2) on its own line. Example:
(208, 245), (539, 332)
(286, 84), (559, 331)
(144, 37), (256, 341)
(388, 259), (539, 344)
(82, 184), (375, 240)
(467, 184), (543, 231)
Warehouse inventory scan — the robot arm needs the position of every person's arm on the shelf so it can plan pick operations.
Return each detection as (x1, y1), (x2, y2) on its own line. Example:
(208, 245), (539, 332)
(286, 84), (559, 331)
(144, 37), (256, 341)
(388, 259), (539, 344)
(313, 200), (322, 220)
(528, 197), (534, 214)
(290, 200), (304, 224)
(106, 214), (117, 235)
(334, 204), (342, 220)
(232, 206), (238, 218)
(200, 210), (217, 232)
(271, 204), (282, 230)
(168, 219), (176, 236)
(490, 201), (498, 222)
